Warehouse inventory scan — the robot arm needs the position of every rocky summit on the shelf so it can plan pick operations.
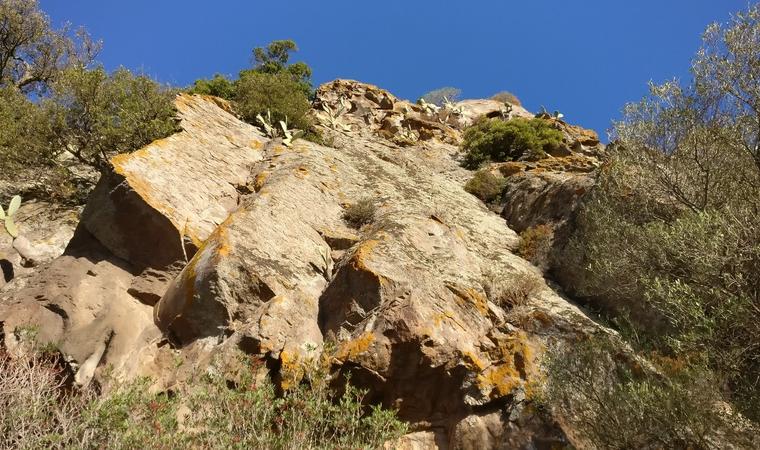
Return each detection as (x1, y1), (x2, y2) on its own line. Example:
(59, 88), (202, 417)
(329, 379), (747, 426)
(1, 80), (608, 448)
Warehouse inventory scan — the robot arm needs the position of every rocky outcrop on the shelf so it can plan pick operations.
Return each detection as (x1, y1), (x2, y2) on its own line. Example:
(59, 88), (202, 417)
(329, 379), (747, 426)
(0, 201), (80, 288)
(0, 82), (611, 448)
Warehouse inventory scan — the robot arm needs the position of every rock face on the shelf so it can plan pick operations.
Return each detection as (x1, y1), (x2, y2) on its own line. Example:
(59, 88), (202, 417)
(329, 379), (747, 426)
(0, 82), (610, 448)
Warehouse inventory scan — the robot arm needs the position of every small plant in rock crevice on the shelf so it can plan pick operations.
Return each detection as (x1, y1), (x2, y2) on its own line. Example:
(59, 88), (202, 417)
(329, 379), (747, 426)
(343, 198), (377, 229)
(483, 270), (543, 310)
(464, 170), (506, 204)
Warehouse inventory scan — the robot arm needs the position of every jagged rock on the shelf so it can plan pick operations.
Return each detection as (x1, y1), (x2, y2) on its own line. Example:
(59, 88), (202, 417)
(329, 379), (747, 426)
(455, 99), (534, 127)
(0, 229), (160, 384)
(0, 201), (79, 287)
(0, 85), (613, 447)
(81, 94), (266, 270)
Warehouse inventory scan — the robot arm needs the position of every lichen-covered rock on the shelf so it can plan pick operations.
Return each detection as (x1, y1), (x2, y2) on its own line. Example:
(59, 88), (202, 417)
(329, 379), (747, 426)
(1, 86), (612, 448)
(0, 201), (79, 288)
(81, 94), (266, 269)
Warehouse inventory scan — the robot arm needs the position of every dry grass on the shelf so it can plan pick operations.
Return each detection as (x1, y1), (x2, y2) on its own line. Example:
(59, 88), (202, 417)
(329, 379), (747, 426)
(491, 91), (522, 106)
(0, 346), (407, 449)
(483, 270), (544, 309)
(343, 198), (377, 228)
(517, 224), (554, 272)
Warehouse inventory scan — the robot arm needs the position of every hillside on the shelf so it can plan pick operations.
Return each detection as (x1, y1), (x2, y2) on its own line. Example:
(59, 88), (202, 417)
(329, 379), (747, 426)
(0, 79), (615, 448)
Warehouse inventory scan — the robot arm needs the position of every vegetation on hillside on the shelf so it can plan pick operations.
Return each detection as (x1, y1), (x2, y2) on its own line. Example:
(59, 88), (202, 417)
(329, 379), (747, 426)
(0, 0), (178, 202)
(419, 86), (461, 106)
(1, 345), (407, 449)
(461, 117), (563, 168)
(189, 39), (317, 136)
(545, 4), (760, 445)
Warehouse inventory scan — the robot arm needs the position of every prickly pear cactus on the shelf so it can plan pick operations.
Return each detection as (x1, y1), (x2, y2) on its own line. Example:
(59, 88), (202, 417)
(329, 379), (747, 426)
(1, 195), (21, 238)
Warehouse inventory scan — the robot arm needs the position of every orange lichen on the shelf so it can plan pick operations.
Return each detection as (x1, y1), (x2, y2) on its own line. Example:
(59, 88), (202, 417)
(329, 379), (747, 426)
(476, 331), (539, 399)
(462, 350), (486, 371)
(294, 166), (309, 178)
(279, 349), (304, 391)
(253, 171), (270, 192)
(477, 364), (521, 397)
(448, 284), (489, 316)
(350, 239), (380, 273)
(249, 139), (264, 149)
(336, 332), (375, 361)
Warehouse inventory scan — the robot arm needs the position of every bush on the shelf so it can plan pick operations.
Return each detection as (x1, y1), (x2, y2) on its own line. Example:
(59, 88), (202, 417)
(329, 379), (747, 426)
(517, 224), (554, 271)
(464, 170), (506, 203)
(187, 73), (235, 99)
(420, 87), (461, 106)
(234, 71), (313, 133)
(0, 86), (52, 174)
(461, 117), (563, 169)
(483, 270), (543, 309)
(343, 198), (377, 229)
(45, 65), (179, 171)
(491, 91), (522, 106)
(0, 349), (408, 449)
(560, 3), (760, 423)
(541, 336), (756, 449)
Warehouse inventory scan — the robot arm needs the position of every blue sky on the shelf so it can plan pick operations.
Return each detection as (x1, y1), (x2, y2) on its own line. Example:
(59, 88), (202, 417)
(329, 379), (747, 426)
(40, 1), (751, 139)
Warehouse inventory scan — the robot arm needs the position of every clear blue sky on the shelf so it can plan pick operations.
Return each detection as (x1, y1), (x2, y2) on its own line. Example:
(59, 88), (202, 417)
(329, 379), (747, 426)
(40, 1), (752, 139)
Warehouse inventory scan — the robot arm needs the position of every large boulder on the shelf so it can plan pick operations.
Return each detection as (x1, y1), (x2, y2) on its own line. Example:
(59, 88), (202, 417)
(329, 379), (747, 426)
(81, 94), (266, 270)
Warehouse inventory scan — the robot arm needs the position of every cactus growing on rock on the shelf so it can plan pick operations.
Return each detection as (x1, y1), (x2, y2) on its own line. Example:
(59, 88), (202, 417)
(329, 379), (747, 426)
(1, 195), (21, 239)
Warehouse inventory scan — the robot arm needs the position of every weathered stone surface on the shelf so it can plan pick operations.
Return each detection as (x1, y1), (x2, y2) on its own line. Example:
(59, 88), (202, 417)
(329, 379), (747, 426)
(455, 99), (534, 126)
(0, 86), (613, 447)
(0, 229), (160, 384)
(81, 94), (266, 269)
(0, 201), (79, 287)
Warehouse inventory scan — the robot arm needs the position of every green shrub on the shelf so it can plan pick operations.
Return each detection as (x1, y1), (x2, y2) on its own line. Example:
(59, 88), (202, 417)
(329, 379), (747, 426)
(343, 198), (377, 229)
(234, 71), (313, 133)
(559, 3), (760, 423)
(0, 86), (52, 173)
(461, 117), (563, 169)
(541, 336), (756, 449)
(420, 87), (461, 106)
(0, 349), (408, 449)
(517, 224), (554, 271)
(45, 65), (179, 171)
(187, 73), (235, 99)
(464, 170), (506, 203)
(491, 91), (522, 106)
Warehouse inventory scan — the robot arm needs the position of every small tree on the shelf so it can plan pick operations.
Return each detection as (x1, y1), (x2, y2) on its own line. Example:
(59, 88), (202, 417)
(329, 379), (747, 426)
(249, 39), (312, 97)
(420, 87), (461, 106)
(0, 0), (99, 94)
(44, 65), (178, 171)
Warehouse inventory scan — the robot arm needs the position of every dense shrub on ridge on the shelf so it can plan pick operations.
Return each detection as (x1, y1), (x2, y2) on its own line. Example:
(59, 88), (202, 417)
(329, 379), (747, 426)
(234, 70), (314, 132)
(461, 117), (563, 169)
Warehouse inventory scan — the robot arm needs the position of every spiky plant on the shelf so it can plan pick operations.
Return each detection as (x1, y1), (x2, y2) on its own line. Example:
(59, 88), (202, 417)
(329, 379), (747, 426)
(1, 195), (21, 239)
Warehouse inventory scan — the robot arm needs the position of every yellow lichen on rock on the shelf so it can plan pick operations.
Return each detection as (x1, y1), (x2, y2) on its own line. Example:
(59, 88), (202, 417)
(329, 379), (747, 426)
(336, 332), (375, 361)
(477, 331), (539, 399)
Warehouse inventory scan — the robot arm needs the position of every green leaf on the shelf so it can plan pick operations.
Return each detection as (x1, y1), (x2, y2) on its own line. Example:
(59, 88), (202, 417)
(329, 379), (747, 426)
(7, 195), (21, 217)
(0, 205), (4, 220)
(5, 217), (18, 238)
